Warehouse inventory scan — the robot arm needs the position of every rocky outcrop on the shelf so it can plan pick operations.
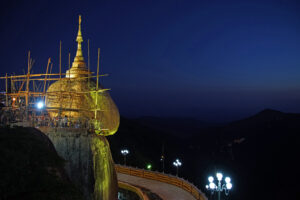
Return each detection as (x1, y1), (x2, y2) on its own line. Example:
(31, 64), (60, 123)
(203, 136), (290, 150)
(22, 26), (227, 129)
(41, 127), (118, 200)
(0, 127), (83, 200)
(91, 135), (118, 200)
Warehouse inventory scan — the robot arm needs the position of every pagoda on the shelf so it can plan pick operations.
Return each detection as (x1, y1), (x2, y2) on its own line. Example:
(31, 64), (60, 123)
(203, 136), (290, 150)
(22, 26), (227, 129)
(46, 16), (119, 135)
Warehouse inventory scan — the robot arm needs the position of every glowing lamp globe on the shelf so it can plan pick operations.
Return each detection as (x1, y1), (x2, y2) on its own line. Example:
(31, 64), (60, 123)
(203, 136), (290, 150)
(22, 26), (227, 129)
(226, 182), (232, 190)
(216, 173), (223, 181)
(209, 182), (216, 189)
(225, 177), (231, 183)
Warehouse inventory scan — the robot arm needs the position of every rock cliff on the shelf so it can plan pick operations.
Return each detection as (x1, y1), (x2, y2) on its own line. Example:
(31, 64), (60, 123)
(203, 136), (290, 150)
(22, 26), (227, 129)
(0, 127), (83, 200)
(40, 127), (118, 200)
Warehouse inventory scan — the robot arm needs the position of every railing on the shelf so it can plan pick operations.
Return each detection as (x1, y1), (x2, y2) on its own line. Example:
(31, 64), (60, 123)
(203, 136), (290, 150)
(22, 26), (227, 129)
(118, 181), (149, 200)
(115, 164), (207, 200)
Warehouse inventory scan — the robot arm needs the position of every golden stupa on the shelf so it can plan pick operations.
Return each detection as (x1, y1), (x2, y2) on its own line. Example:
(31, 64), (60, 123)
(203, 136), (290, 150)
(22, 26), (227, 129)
(46, 16), (120, 135)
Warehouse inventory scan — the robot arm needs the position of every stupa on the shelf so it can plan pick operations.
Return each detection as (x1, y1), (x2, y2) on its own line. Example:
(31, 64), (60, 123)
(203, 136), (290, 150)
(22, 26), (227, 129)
(46, 16), (119, 135)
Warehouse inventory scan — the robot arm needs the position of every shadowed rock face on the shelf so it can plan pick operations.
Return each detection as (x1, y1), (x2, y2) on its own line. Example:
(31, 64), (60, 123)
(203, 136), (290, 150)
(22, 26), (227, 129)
(0, 127), (83, 200)
(42, 128), (118, 200)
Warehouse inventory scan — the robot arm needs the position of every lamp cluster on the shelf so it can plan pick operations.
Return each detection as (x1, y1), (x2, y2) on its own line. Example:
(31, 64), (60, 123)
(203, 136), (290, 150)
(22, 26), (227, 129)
(121, 149), (129, 156)
(206, 172), (232, 196)
(121, 149), (129, 165)
(173, 159), (182, 167)
(173, 158), (182, 176)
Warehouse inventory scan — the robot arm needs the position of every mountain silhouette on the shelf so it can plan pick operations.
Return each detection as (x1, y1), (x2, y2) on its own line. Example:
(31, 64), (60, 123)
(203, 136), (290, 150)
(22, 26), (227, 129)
(109, 109), (300, 200)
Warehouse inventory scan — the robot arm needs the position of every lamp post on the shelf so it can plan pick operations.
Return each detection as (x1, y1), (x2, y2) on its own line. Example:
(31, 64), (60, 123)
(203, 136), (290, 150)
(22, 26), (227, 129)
(205, 172), (232, 200)
(121, 149), (129, 165)
(173, 159), (182, 176)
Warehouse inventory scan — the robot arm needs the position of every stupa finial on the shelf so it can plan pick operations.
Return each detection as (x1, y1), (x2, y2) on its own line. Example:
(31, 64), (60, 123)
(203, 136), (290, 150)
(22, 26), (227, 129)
(66, 15), (88, 77)
(76, 15), (83, 43)
(73, 15), (85, 65)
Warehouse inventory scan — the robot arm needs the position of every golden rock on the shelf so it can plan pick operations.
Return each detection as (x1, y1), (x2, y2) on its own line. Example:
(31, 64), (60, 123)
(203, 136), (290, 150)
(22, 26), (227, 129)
(46, 15), (119, 135)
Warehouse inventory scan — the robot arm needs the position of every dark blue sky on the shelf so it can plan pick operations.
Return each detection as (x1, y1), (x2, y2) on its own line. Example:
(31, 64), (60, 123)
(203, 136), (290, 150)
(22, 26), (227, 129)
(1, 0), (300, 122)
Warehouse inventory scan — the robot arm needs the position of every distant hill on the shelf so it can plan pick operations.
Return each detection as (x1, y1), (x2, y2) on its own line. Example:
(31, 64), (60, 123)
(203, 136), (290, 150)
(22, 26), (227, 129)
(131, 116), (214, 137)
(109, 109), (300, 200)
(226, 108), (300, 132)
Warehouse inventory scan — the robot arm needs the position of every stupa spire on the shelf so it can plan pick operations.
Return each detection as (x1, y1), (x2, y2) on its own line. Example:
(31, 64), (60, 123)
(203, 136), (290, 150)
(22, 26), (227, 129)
(72, 15), (86, 68)
(66, 15), (88, 78)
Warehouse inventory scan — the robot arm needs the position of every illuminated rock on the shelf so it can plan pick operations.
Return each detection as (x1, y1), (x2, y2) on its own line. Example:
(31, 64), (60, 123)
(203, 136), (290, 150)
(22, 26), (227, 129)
(46, 16), (119, 135)
(91, 135), (118, 199)
(41, 128), (118, 200)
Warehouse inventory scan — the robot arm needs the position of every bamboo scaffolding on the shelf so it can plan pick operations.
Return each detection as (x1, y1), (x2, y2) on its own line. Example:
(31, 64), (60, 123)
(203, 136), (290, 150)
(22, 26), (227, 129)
(43, 58), (51, 98)
(0, 49), (111, 135)
(94, 48), (100, 120)
(5, 73), (8, 106)
(88, 39), (90, 88)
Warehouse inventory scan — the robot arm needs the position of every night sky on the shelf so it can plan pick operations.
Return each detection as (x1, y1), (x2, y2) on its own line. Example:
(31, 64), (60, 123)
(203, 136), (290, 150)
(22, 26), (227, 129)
(1, 0), (300, 122)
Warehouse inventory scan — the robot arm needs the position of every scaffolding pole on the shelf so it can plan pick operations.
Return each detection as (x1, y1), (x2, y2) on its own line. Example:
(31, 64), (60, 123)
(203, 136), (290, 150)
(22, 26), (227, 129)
(59, 41), (62, 117)
(5, 73), (8, 106)
(26, 51), (31, 107)
(59, 41), (62, 79)
(94, 48), (100, 120)
(43, 58), (51, 102)
(88, 39), (90, 87)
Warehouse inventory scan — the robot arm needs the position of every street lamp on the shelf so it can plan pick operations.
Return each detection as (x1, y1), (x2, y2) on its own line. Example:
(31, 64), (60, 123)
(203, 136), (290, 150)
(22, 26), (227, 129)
(205, 172), (232, 200)
(121, 149), (129, 165)
(173, 159), (182, 176)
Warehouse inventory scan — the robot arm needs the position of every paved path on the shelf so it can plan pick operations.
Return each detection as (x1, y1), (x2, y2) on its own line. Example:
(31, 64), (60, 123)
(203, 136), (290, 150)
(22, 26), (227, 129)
(117, 173), (197, 200)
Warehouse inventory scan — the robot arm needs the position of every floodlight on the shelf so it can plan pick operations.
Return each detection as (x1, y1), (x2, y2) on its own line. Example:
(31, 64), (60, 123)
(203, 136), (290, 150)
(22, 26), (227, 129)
(37, 101), (44, 109)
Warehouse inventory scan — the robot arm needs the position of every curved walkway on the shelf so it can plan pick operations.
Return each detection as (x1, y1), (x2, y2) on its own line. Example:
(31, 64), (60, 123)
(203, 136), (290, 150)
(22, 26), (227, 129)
(116, 165), (207, 200)
(118, 173), (198, 200)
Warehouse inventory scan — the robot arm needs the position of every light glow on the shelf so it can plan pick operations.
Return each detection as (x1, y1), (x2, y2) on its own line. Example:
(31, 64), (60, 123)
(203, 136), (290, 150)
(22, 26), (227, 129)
(147, 164), (152, 170)
(209, 182), (216, 189)
(226, 182), (232, 189)
(225, 177), (231, 183)
(121, 149), (129, 155)
(216, 172), (223, 181)
(37, 101), (44, 109)
(208, 176), (214, 183)
(173, 159), (182, 167)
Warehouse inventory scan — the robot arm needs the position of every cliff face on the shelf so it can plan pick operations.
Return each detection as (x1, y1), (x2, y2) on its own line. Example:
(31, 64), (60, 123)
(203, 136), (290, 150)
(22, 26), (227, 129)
(41, 127), (118, 200)
(0, 127), (83, 200)
(91, 136), (118, 200)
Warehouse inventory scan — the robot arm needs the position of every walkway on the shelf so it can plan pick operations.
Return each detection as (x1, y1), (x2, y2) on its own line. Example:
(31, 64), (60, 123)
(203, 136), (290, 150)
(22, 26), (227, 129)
(117, 173), (201, 200)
